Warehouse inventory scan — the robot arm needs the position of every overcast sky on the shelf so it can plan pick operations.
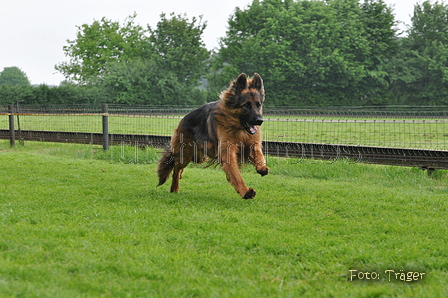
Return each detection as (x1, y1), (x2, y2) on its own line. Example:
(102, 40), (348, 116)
(0, 0), (417, 86)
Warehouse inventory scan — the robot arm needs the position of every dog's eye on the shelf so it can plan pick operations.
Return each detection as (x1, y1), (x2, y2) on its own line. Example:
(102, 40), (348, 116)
(243, 102), (251, 108)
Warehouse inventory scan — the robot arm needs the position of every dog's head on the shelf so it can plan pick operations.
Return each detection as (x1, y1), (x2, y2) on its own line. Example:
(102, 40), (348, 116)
(220, 73), (265, 135)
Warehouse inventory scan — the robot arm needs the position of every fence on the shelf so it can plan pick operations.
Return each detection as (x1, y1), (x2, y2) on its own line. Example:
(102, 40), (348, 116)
(1, 104), (448, 171)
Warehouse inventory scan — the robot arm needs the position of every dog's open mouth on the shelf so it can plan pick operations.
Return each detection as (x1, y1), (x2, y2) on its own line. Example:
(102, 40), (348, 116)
(244, 122), (259, 135)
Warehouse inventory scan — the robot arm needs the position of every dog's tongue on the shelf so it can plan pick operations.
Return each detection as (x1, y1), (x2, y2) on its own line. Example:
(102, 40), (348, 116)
(250, 125), (258, 134)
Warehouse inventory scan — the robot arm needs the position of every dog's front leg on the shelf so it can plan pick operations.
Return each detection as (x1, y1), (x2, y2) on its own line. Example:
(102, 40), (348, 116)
(221, 142), (256, 199)
(251, 142), (269, 176)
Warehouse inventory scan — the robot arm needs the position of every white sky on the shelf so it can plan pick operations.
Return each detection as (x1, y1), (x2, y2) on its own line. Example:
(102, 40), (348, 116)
(0, 0), (417, 86)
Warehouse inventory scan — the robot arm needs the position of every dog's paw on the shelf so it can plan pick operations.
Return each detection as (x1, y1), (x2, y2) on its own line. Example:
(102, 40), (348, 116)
(257, 166), (269, 177)
(243, 188), (256, 199)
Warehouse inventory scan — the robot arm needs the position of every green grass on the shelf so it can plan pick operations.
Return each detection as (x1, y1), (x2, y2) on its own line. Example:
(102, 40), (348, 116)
(1, 114), (448, 150)
(0, 140), (448, 297)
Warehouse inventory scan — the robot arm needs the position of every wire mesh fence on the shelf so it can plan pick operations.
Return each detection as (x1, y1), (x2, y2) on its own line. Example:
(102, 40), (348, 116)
(1, 104), (448, 150)
(0, 106), (8, 130)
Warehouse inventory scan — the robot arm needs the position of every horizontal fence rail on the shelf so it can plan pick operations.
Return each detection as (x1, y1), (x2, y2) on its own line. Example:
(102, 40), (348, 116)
(1, 104), (448, 171)
(0, 130), (447, 170)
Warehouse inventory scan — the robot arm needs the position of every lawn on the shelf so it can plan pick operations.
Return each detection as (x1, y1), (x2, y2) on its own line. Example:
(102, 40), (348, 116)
(0, 140), (447, 297)
(1, 113), (448, 150)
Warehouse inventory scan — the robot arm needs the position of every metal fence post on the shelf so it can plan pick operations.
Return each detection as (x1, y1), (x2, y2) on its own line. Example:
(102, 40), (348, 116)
(102, 104), (109, 150)
(8, 104), (15, 147)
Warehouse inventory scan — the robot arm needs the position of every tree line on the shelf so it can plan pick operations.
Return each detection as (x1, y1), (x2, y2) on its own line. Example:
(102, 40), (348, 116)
(2, 0), (448, 106)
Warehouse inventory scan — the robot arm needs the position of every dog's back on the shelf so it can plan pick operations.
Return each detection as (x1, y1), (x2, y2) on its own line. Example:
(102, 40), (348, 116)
(178, 101), (218, 145)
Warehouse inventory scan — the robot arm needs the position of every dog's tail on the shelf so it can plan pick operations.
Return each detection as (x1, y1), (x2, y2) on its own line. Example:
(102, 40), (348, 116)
(157, 151), (175, 186)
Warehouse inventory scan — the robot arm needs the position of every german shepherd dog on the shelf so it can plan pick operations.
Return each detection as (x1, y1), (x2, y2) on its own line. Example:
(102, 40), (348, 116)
(157, 73), (269, 199)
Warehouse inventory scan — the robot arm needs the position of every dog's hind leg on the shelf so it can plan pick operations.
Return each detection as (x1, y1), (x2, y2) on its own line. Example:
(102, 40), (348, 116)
(170, 164), (183, 193)
(170, 148), (193, 193)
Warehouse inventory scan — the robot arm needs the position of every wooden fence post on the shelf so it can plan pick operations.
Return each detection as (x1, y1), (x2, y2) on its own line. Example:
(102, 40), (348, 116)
(102, 103), (109, 150)
(8, 104), (15, 147)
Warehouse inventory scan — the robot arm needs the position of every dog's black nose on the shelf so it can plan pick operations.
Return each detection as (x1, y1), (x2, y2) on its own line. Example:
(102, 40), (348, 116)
(254, 117), (264, 126)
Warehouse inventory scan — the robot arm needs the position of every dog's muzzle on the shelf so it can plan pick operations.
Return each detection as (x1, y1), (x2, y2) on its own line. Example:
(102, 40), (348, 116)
(254, 117), (264, 126)
(244, 116), (264, 135)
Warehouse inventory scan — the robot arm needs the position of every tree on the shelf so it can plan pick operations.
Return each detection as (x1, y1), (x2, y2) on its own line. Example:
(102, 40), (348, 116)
(96, 13), (210, 105)
(390, 1), (448, 104)
(0, 67), (30, 86)
(55, 13), (151, 83)
(149, 13), (210, 88)
(0, 84), (32, 105)
(55, 12), (211, 105)
(99, 59), (206, 105)
(358, 0), (399, 104)
(212, 0), (399, 106)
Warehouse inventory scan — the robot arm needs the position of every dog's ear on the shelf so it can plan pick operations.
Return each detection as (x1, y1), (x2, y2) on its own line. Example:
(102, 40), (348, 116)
(249, 73), (264, 91)
(233, 73), (248, 95)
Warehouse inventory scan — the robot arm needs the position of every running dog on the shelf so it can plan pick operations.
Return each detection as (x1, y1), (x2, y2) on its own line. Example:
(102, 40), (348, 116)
(157, 73), (269, 199)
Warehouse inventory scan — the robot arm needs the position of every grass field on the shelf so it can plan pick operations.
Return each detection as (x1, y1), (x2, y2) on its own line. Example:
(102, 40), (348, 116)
(1, 114), (448, 150)
(0, 140), (447, 297)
